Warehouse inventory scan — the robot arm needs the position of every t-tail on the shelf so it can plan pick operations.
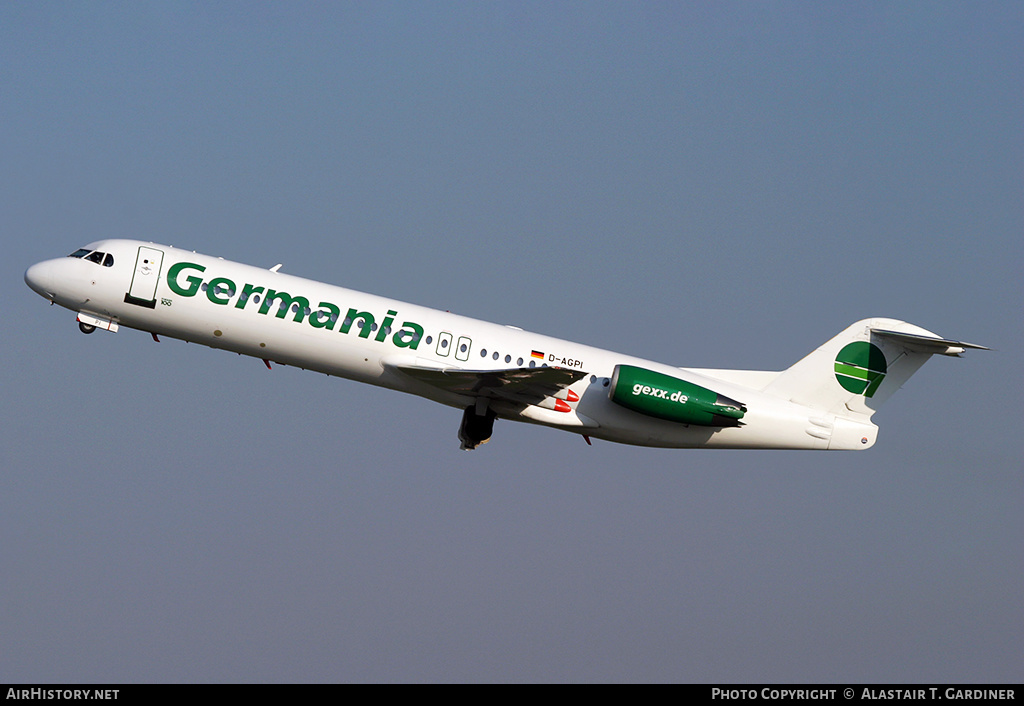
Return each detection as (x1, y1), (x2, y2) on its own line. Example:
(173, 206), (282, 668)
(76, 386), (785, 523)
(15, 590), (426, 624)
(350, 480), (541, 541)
(763, 318), (989, 426)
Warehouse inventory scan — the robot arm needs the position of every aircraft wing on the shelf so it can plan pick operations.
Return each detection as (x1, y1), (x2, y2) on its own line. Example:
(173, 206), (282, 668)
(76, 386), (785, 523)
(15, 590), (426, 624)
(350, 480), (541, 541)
(387, 364), (589, 407)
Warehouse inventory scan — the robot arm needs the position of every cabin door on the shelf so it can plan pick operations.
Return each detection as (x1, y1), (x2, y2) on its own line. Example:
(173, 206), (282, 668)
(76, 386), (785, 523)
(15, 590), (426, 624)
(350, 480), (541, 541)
(124, 246), (165, 309)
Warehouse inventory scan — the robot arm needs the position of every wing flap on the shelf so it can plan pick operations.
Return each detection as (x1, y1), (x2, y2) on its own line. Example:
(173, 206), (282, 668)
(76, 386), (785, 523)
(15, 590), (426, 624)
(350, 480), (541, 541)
(387, 364), (589, 406)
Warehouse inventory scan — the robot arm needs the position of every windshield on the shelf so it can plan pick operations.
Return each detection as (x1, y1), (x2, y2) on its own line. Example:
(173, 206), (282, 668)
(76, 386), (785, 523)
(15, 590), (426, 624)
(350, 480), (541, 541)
(68, 249), (113, 267)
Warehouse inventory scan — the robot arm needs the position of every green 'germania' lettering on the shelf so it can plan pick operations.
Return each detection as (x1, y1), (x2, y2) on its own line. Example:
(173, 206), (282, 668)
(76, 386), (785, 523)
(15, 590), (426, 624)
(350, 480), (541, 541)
(164, 261), (423, 350)
(341, 309), (375, 338)
(260, 289), (310, 322)
(309, 302), (340, 330)
(393, 323), (424, 349)
(167, 262), (206, 297)
(376, 310), (398, 342)
(206, 277), (236, 305)
(236, 283), (265, 309)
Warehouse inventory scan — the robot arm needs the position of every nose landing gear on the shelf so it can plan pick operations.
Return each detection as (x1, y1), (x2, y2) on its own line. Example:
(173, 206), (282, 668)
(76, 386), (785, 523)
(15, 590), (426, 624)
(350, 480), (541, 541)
(75, 313), (118, 334)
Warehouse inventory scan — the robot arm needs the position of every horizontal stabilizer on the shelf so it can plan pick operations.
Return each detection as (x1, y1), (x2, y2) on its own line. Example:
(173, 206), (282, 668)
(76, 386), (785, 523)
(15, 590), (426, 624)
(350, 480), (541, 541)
(870, 328), (989, 357)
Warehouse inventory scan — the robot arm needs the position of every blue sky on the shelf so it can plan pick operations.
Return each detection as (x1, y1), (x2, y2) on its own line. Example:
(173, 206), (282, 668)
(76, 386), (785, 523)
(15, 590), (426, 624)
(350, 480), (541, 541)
(2, 2), (1021, 682)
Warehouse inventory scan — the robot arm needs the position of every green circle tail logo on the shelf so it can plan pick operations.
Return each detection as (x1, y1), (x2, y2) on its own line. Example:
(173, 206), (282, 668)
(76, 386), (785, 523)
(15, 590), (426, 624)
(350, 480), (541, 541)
(834, 342), (887, 397)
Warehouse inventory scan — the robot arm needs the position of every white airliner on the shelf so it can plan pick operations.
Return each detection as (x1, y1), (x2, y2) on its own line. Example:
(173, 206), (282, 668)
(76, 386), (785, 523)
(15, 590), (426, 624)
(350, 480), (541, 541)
(25, 240), (986, 450)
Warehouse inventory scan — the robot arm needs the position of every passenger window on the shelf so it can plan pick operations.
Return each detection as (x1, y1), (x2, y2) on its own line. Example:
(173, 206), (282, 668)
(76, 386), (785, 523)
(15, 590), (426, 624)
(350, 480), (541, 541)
(436, 332), (452, 357)
(455, 336), (471, 362)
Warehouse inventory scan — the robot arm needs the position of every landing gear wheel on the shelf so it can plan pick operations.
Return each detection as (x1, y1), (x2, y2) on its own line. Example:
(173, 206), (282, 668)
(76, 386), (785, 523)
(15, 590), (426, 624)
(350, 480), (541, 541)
(78, 322), (96, 334)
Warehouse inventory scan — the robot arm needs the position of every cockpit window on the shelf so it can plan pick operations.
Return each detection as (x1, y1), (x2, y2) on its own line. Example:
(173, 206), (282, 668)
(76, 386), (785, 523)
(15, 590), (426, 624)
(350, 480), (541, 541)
(69, 249), (114, 267)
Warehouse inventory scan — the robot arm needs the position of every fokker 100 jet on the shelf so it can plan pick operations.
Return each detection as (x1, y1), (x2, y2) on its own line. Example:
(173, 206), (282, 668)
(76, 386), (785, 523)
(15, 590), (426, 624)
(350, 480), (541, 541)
(25, 241), (986, 450)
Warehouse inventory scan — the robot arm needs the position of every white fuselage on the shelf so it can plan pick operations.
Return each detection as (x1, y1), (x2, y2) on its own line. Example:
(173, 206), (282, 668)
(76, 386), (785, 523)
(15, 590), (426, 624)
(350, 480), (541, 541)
(25, 239), (875, 450)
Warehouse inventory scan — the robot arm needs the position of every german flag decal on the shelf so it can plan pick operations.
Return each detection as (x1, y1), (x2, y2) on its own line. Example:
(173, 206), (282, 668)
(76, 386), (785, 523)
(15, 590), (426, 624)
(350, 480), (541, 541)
(531, 350), (544, 359)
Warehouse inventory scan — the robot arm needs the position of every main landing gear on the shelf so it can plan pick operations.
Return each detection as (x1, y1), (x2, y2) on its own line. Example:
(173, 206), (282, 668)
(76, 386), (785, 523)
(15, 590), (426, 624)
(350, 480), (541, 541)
(458, 404), (496, 450)
(78, 321), (96, 334)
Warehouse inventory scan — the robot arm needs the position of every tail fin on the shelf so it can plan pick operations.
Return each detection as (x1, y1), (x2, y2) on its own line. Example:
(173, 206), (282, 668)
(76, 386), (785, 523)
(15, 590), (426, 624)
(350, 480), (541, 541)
(763, 318), (987, 420)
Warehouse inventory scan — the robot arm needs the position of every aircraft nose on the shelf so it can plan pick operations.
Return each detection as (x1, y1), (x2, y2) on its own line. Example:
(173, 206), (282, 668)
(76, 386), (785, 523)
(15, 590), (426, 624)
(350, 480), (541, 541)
(24, 261), (55, 299)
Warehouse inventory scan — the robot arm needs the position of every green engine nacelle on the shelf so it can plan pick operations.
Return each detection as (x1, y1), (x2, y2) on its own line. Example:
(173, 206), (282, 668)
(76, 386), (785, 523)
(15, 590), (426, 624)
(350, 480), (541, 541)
(609, 365), (746, 427)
